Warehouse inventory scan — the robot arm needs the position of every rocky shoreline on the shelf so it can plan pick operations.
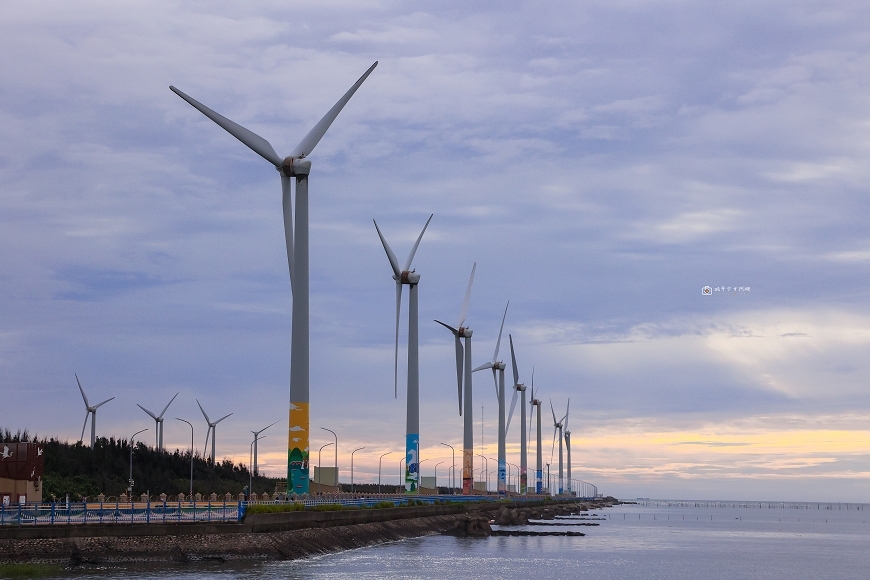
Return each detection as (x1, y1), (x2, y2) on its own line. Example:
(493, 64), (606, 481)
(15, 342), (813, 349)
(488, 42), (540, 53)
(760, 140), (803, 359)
(0, 499), (615, 567)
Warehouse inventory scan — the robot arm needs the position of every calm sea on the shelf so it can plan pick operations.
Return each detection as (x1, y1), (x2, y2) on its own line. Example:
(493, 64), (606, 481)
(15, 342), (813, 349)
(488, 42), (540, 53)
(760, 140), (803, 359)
(39, 501), (870, 579)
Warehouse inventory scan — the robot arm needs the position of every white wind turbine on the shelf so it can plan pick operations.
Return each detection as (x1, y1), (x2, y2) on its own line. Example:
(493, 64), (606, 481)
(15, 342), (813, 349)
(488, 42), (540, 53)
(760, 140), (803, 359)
(75, 374), (114, 447)
(527, 371), (543, 494)
(171, 61), (377, 495)
(435, 263), (476, 495)
(564, 409), (573, 496)
(197, 399), (232, 466)
(374, 214), (433, 493)
(137, 392), (179, 452)
(472, 302), (509, 494)
(507, 335), (528, 494)
(550, 398), (569, 495)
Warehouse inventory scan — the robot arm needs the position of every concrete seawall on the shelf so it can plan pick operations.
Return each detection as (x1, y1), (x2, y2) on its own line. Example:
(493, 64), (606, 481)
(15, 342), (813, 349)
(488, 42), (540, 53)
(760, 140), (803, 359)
(0, 500), (601, 566)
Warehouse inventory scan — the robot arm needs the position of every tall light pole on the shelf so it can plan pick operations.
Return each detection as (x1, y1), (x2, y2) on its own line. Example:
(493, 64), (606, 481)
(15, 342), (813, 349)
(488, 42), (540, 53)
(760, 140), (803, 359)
(175, 418), (193, 498)
(321, 427), (338, 491)
(398, 457), (405, 493)
(434, 461), (445, 491)
(249, 434), (266, 499)
(351, 447), (365, 494)
(318, 442), (334, 486)
(440, 442), (456, 494)
(128, 428), (148, 499)
(476, 454), (488, 494)
(378, 451), (393, 494)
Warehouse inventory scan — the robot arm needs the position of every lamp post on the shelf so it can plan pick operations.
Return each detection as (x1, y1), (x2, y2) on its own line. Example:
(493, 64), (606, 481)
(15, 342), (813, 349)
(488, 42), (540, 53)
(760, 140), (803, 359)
(545, 463), (551, 495)
(320, 427), (338, 488)
(434, 461), (445, 492)
(487, 457), (497, 493)
(506, 462), (518, 494)
(249, 435), (266, 499)
(175, 418), (193, 498)
(378, 452), (393, 494)
(440, 442), (456, 494)
(351, 447), (365, 494)
(318, 442), (334, 486)
(398, 457), (405, 493)
(128, 428), (148, 499)
(476, 455), (488, 494)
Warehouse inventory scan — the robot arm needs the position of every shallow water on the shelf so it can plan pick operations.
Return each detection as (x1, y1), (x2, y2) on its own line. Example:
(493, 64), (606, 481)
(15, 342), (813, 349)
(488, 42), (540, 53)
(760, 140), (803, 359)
(36, 502), (870, 579)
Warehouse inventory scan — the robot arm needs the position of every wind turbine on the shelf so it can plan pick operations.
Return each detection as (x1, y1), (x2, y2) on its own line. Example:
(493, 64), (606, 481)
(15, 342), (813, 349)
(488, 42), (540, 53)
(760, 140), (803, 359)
(507, 335), (528, 494)
(171, 61), (378, 495)
(197, 399), (232, 466)
(435, 263), (477, 495)
(251, 420), (280, 477)
(472, 302), (509, 494)
(75, 374), (114, 447)
(550, 398), (569, 495)
(564, 408), (573, 496)
(528, 370), (543, 493)
(374, 214), (433, 493)
(137, 392), (179, 451)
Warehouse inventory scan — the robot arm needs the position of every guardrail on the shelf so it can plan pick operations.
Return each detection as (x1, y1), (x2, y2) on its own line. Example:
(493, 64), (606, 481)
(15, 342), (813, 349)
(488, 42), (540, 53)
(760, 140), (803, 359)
(0, 493), (592, 526)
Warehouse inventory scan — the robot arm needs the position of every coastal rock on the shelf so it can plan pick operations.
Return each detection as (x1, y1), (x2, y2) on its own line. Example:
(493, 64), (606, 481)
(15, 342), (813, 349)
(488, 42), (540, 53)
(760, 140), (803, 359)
(445, 515), (492, 537)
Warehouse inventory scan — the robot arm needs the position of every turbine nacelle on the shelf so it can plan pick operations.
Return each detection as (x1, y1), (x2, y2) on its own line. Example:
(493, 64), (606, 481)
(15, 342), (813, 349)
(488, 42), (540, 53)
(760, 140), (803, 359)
(457, 327), (472, 338)
(516, 382), (526, 392)
(280, 157), (311, 177)
(392, 271), (421, 285)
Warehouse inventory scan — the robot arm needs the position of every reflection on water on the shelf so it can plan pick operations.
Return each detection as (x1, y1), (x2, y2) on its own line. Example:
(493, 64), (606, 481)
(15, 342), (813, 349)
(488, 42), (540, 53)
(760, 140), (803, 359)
(33, 503), (870, 579)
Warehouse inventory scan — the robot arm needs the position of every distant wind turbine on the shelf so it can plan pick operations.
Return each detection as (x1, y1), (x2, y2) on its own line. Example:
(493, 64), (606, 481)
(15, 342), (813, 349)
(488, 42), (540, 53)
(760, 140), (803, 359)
(550, 399), (569, 495)
(75, 374), (114, 447)
(374, 214), (433, 493)
(197, 399), (232, 466)
(137, 392), (179, 451)
(171, 61), (377, 494)
(435, 263), (477, 495)
(528, 372), (543, 493)
(507, 335), (528, 494)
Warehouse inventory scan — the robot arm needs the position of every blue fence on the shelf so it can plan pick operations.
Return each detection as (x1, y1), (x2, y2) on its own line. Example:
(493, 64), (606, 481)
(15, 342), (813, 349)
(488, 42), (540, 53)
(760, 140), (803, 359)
(0, 493), (590, 526)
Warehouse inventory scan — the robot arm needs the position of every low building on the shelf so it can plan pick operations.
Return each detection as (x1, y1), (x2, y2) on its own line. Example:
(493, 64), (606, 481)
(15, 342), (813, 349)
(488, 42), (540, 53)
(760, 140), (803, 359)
(0, 442), (45, 504)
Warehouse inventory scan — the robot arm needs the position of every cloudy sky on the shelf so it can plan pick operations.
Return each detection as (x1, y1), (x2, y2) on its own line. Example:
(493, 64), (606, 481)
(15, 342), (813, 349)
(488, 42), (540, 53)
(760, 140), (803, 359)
(1, 1), (869, 501)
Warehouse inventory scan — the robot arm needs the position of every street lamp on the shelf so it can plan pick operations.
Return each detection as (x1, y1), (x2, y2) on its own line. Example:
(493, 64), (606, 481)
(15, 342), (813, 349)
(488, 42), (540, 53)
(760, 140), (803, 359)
(320, 427), (338, 488)
(399, 457), (405, 493)
(434, 461), (445, 492)
(128, 428), (148, 500)
(318, 442), (334, 486)
(175, 418), (193, 498)
(378, 452), (393, 494)
(440, 442), (455, 494)
(249, 434), (266, 499)
(476, 455), (488, 494)
(545, 463), (551, 495)
(351, 447), (365, 494)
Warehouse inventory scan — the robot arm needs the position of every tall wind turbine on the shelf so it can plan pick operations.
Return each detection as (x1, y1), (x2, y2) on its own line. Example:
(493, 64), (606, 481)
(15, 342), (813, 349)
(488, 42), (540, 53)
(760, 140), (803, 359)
(75, 374), (114, 447)
(472, 302), (509, 494)
(251, 420), (280, 477)
(435, 263), (477, 495)
(171, 62), (378, 495)
(137, 392), (179, 451)
(374, 214), (433, 493)
(550, 399), (569, 495)
(197, 399), (232, 466)
(528, 370), (543, 493)
(507, 335), (528, 494)
(564, 408), (573, 496)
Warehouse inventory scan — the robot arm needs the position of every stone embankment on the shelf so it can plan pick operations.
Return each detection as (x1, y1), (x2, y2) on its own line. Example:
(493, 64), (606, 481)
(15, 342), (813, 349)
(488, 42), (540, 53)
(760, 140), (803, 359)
(0, 499), (616, 566)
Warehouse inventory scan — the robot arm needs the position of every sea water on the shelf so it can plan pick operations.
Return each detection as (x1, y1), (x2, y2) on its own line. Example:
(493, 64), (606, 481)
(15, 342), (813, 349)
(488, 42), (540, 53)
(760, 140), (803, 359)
(34, 501), (870, 579)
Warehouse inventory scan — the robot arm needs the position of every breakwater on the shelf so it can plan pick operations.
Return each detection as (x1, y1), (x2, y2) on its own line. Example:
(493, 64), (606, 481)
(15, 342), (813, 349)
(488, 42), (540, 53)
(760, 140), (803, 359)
(0, 499), (612, 566)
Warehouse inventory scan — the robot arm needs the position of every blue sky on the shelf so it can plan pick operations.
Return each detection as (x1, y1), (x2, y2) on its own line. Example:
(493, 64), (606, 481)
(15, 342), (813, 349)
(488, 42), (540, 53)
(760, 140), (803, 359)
(1, 1), (869, 501)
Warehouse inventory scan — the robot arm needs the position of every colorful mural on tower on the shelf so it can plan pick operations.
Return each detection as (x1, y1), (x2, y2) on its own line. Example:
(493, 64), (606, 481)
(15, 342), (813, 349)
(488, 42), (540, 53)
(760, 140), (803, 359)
(287, 401), (309, 495)
(462, 449), (473, 494)
(404, 434), (419, 493)
(520, 468), (527, 494)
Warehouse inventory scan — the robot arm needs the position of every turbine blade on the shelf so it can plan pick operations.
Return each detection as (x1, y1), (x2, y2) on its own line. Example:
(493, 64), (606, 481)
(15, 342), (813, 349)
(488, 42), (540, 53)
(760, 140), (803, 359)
(215, 413), (233, 424)
(159, 392), (180, 419)
(491, 368), (498, 399)
(456, 262), (476, 328)
(402, 213), (433, 271)
(454, 335), (464, 415)
(282, 174), (294, 290)
(505, 382), (518, 435)
(509, 335), (519, 388)
(563, 399), (570, 430)
(493, 301), (509, 363)
(137, 404), (158, 420)
(471, 362), (493, 373)
(373, 219), (401, 277)
(94, 397), (114, 409)
(75, 374), (89, 407)
(551, 427), (557, 464)
(262, 419), (280, 433)
(393, 282), (403, 398)
(80, 413), (89, 443)
(203, 427), (211, 457)
(550, 400), (557, 426)
(169, 86), (282, 166)
(196, 399), (211, 423)
(288, 61), (378, 159)
(434, 320), (459, 334)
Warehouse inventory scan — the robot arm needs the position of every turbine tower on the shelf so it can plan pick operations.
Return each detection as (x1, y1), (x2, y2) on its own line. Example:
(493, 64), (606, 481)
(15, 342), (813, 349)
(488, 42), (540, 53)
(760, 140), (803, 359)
(137, 392), (179, 451)
(251, 420), (280, 477)
(472, 302), (509, 494)
(508, 336), (528, 494)
(197, 399), (232, 466)
(435, 263), (477, 495)
(171, 62), (378, 495)
(528, 371), (543, 493)
(550, 399), (569, 495)
(374, 214), (433, 493)
(75, 374), (114, 447)
(565, 410), (573, 496)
